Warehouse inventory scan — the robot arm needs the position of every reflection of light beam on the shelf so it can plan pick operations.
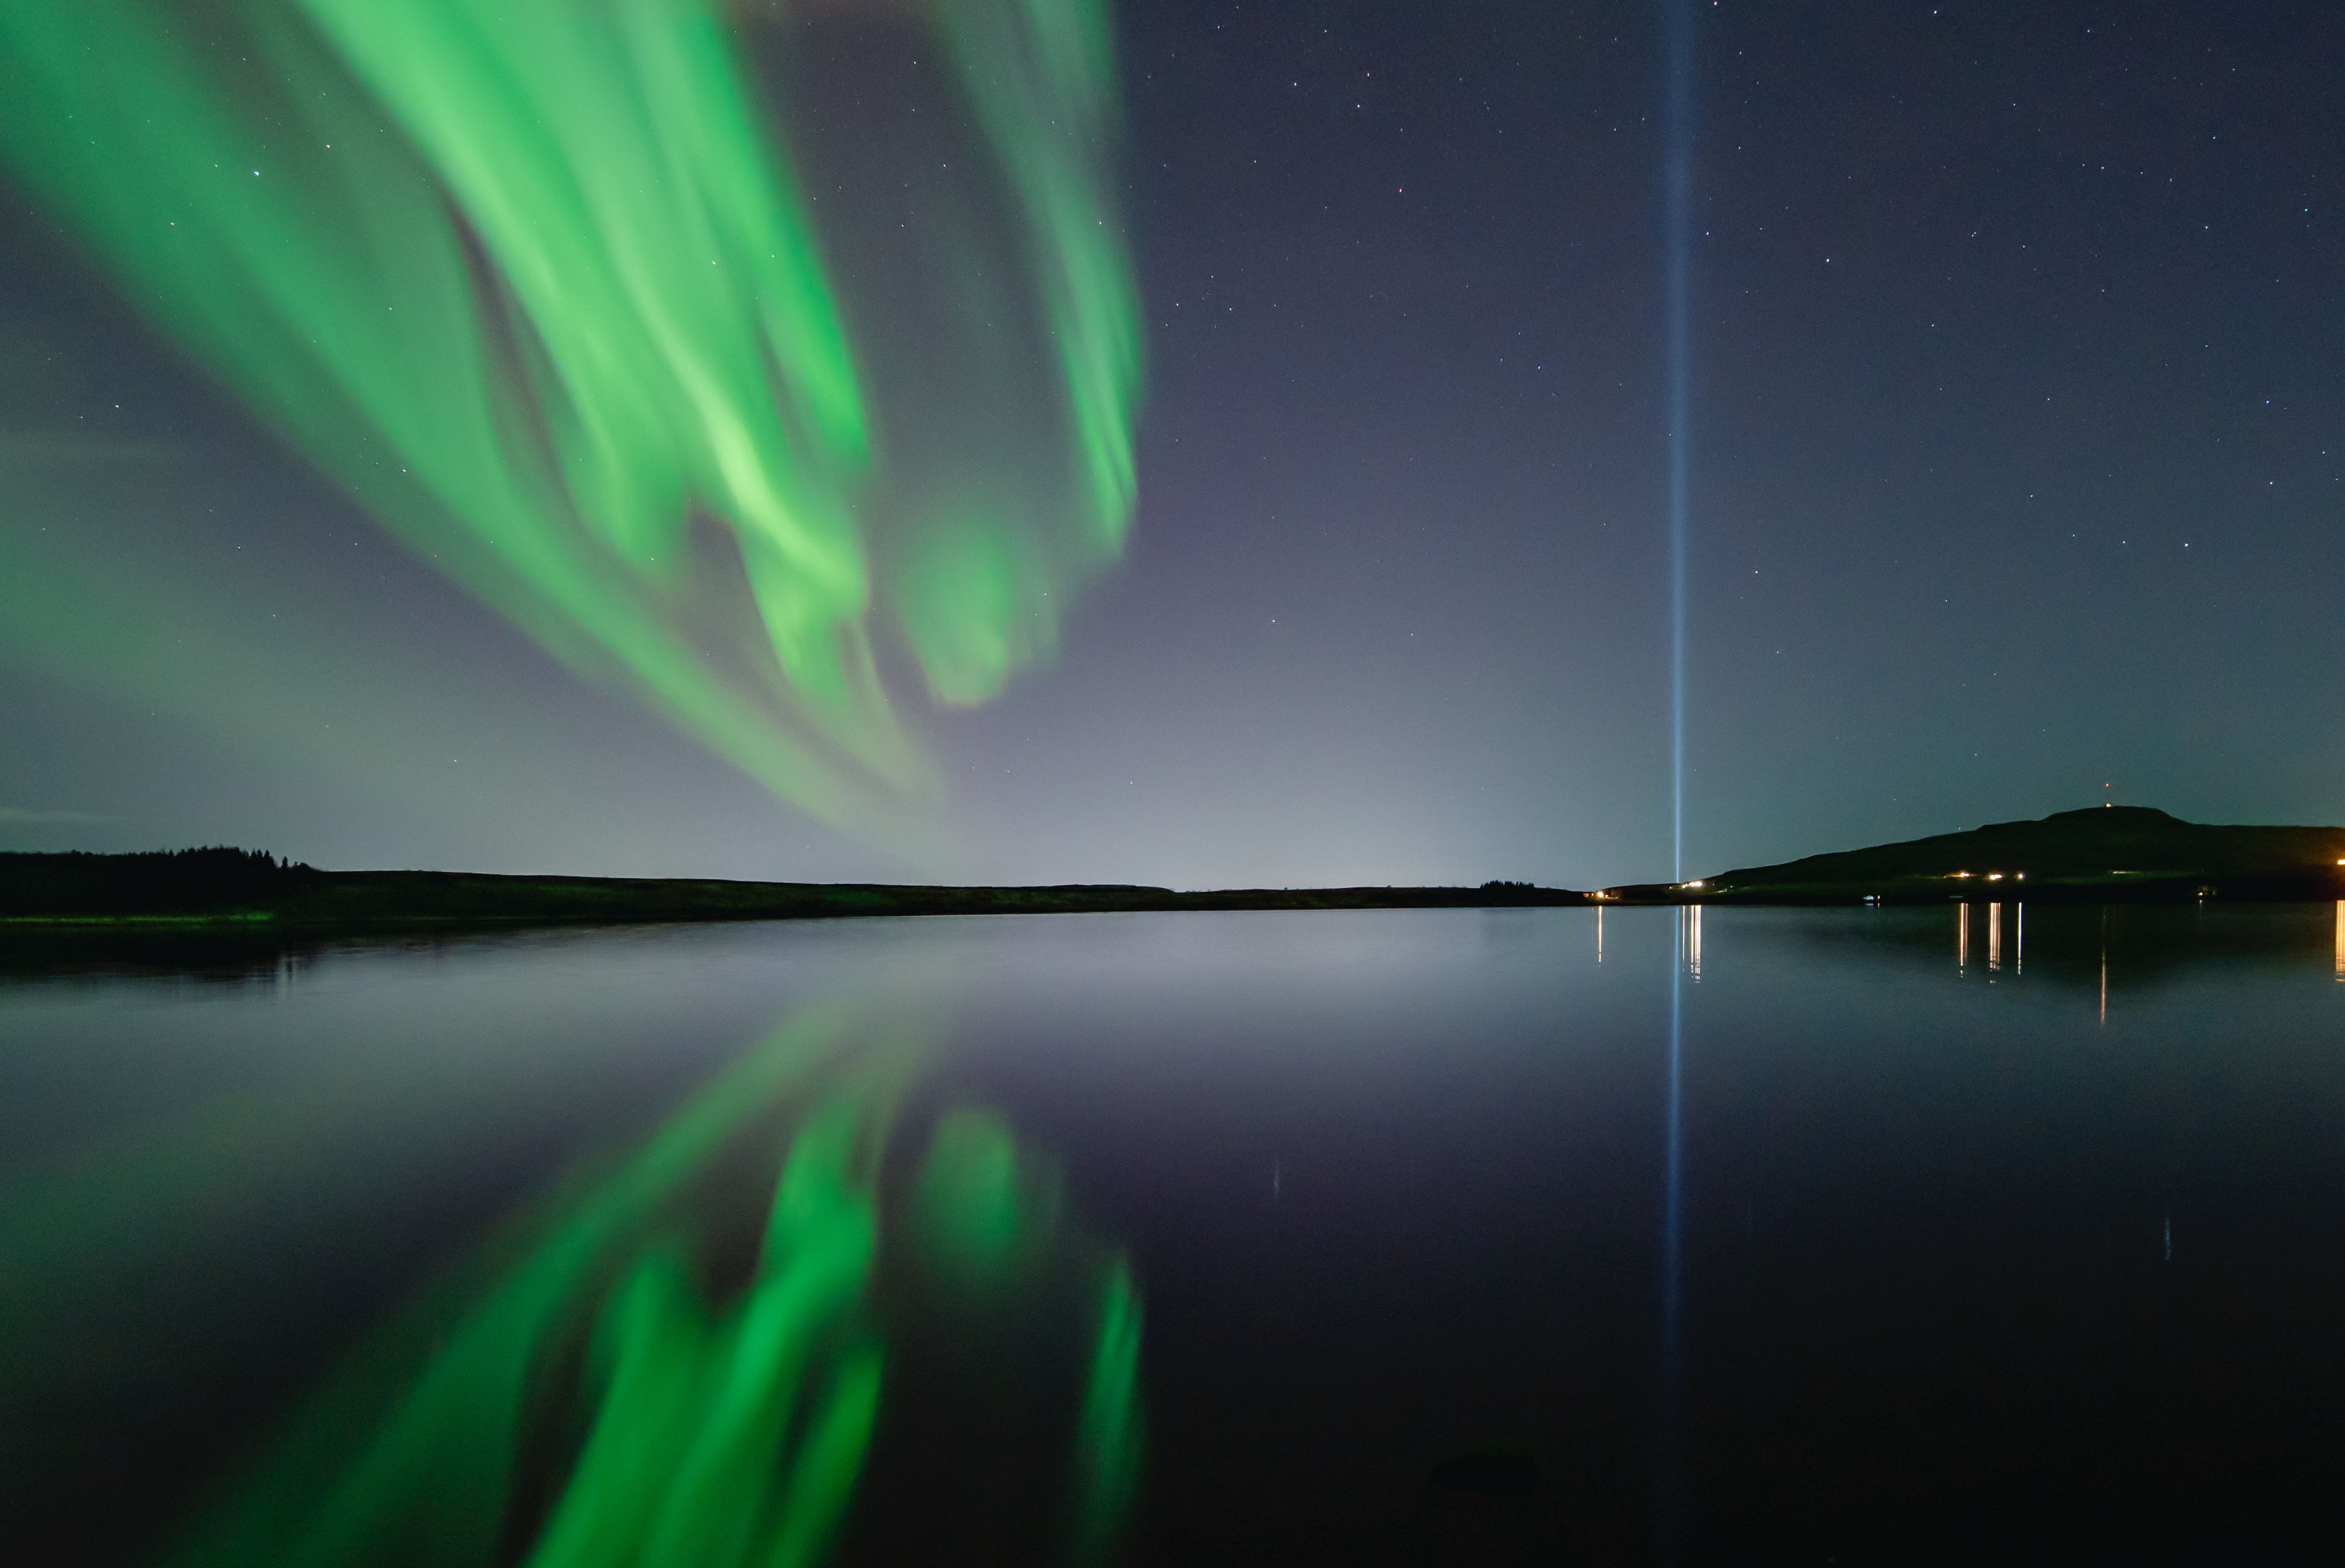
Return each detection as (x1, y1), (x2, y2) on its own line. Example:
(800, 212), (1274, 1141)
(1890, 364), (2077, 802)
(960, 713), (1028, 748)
(2335, 900), (2342, 982)
(1958, 903), (1968, 971)
(1987, 902), (2001, 972)
(2016, 902), (2024, 976)
(1662, 897), (1686, 1554)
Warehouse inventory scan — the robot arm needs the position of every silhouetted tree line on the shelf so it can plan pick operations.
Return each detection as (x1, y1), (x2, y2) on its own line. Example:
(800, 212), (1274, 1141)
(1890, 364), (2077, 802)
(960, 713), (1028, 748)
(0, 847), (314, 917)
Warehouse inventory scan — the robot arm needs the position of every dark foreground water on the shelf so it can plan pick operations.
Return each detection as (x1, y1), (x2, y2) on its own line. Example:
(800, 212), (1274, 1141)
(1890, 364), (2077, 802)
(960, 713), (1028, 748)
(4, 904), (2344, 1565)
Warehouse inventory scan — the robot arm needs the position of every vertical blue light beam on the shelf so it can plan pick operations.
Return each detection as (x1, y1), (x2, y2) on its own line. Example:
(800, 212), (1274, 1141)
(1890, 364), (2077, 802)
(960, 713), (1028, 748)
(1664, 0), (1694, 884)
(1660, 4), (1695, 1558)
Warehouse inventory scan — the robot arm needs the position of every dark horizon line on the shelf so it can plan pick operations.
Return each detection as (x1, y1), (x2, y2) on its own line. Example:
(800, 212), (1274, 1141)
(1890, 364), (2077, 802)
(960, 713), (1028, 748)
(8, 806), (2345, 927)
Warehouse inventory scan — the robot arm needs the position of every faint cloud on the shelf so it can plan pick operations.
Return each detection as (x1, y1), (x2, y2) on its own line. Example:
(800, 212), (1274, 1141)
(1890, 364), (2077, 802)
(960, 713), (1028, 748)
(0, 807), (108, 824)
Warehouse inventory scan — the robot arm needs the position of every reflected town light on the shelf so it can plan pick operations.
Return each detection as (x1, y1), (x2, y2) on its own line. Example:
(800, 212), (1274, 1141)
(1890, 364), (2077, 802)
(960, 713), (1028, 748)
(2100, 910), (2110, 1025)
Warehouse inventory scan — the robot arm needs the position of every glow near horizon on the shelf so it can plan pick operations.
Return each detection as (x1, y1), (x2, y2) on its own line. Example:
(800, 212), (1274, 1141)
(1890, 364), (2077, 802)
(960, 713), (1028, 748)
(0, 0), (1142, 847)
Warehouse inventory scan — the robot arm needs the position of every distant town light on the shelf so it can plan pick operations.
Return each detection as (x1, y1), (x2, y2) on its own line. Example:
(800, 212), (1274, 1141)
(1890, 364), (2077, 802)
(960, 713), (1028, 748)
(1682, 879), (1706, 889)
(1987, 873), (2004, 881)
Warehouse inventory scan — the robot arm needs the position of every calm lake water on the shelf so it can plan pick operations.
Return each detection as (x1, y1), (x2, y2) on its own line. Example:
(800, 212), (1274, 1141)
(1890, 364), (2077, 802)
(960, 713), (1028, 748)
(5, 904), (2344, 1565)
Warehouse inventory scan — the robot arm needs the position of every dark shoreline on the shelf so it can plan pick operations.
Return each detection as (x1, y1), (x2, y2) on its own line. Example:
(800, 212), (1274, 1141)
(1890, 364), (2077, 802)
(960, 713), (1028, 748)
(5, 868), (2339, 940)
(0, 864), (1588, 932)
(7, 803), (2344, 940)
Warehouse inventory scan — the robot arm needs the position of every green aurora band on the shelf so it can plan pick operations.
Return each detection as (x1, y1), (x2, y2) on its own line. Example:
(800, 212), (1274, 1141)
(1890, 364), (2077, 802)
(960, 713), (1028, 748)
(156, 1003), (1145, 1567)
(0, 0), (1142, 841)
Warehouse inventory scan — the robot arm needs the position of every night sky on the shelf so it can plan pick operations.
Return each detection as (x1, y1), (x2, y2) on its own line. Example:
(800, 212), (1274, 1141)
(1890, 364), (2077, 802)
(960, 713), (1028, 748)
(1, 1), (2339, 890)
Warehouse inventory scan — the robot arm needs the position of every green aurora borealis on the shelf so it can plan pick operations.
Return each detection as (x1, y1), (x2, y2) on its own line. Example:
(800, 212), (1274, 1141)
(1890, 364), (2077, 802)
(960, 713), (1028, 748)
(0, 0), (1141, 841)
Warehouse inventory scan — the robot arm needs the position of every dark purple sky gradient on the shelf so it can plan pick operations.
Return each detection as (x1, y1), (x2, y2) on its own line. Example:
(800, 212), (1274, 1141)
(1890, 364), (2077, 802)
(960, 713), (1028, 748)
(2, 1), (2340, 887)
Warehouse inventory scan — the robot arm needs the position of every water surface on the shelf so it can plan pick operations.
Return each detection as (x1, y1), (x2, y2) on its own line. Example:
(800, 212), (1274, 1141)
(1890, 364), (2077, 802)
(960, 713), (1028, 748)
(5, 904), (2343, 1563)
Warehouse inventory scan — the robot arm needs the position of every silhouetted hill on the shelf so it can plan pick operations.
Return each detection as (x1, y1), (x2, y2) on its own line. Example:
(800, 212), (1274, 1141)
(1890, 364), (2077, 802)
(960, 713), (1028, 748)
(1611, 807), (2345, 904)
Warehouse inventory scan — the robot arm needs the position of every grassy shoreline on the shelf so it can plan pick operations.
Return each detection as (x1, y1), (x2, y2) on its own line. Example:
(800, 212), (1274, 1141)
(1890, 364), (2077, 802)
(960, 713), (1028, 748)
(0, 865), (1587, 931)
(7, 806), (2343, 935)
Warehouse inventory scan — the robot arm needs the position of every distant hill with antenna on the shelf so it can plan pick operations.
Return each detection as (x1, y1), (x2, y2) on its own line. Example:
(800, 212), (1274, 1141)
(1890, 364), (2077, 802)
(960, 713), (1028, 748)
(1602, 806), (2345, 904)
